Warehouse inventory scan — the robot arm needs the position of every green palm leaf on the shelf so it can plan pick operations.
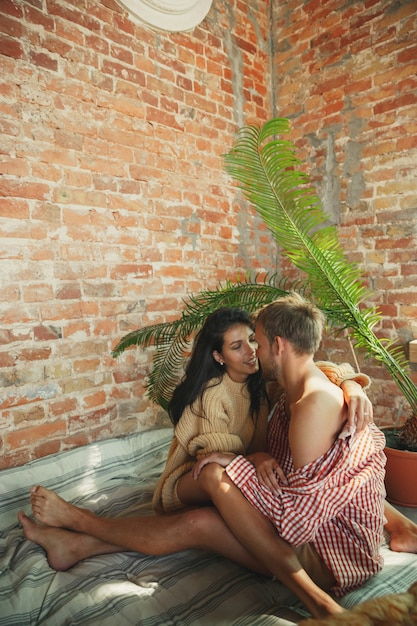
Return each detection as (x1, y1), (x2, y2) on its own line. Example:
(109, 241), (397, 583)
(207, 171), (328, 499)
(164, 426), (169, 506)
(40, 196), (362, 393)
(224, 118), (417, 415)
(113, 117), (416, 419)
(112, 275), (300, 408)
(225, 119), (367, 314)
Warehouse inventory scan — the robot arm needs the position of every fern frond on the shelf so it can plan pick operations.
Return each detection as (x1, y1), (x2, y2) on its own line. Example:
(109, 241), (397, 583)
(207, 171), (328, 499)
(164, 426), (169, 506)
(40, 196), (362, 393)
(113, 117), (417, 419)
(224, 118), (417, 416)
(112, 321), (179, 357)
(147, 333), (193, 409)
(224, 119), (369, 318)
(113, 274), (302, 408)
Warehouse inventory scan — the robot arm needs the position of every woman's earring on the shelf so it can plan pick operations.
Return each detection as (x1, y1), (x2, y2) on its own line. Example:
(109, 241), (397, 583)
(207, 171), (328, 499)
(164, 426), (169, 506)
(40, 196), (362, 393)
(220, 361), (224, 366)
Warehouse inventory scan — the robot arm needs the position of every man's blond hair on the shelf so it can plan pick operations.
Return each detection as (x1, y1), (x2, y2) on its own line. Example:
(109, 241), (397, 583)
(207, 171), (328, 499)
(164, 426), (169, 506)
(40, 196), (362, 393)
(256, 293), (324, 355)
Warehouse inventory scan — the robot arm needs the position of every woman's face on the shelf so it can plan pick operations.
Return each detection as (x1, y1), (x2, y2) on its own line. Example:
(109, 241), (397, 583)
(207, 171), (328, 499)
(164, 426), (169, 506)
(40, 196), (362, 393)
(213, 323), (259, 382)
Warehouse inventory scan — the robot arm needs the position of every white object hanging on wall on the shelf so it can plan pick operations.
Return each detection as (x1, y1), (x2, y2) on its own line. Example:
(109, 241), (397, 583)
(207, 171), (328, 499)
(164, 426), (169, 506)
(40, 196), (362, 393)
(117, 0), (213, 32)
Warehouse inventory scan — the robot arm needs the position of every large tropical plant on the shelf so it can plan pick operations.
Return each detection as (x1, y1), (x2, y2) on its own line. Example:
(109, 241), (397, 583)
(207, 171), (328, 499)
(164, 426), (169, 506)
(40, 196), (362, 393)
(112, 274), (300, 409)
(113, 118), (417, 448)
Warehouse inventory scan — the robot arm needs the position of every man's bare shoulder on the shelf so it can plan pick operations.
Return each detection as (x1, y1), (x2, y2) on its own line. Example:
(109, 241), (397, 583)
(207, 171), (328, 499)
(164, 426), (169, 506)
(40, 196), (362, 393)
(289, 370), (347, 468)
(302, 367), (345, 407)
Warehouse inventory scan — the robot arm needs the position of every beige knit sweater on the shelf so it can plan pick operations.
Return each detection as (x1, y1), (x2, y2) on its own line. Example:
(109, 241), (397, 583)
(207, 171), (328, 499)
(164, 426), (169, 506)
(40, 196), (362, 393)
(152, 362), (370, 514)
(152, 373), (269, 513)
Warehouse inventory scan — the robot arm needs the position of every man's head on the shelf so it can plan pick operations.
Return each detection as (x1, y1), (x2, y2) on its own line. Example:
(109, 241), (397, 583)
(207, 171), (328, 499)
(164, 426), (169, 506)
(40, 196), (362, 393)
(255, 293), (324, 375)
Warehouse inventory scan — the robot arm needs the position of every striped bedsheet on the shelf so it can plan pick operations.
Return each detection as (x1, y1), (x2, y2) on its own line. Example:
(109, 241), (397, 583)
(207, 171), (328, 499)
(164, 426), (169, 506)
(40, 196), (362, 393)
(1, 428), (416, 625)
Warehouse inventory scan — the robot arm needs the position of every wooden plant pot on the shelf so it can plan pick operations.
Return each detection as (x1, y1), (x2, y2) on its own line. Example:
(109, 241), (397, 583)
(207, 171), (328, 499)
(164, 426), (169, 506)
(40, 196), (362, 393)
(384, 445), (417, 508)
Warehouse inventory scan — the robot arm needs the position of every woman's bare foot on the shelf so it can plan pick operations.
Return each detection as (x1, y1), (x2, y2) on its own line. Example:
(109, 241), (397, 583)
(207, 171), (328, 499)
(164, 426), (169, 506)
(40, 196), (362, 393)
(389, 518), (417, 553)
(18, 511), (120, 570)
(30, 485), (81, 529)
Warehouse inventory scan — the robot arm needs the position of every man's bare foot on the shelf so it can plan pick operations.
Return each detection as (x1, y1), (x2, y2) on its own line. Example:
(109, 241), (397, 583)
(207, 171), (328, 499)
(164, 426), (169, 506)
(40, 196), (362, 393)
(18, 511), (85, 570)
(30, 485), (81, 529)
(389, 518), (417, 554)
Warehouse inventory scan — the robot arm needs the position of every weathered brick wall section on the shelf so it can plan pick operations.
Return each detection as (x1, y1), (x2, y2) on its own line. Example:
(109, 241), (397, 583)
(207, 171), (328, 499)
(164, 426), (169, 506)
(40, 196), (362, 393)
(271, 0), (417, 426)
(0, 0), (273, 469)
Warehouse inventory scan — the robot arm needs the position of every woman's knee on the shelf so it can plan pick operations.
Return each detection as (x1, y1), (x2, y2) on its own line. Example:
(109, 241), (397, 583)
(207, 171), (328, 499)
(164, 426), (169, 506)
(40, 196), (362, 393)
(197, 462), (223, 492)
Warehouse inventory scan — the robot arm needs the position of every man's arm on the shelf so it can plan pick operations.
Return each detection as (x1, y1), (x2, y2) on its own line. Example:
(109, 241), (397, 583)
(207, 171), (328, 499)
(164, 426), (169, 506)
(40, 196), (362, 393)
(316, 361), (373, 432)
(340, 379), (373, 431)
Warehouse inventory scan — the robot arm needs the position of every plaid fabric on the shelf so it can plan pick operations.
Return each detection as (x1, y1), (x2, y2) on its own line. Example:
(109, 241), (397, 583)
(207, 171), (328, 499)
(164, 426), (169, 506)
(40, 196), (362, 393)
(226, 394), (387, 596)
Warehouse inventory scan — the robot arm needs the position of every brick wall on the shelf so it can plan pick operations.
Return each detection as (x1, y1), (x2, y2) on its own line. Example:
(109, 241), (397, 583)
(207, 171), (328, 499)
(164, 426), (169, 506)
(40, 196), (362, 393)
(1, 0), (417, 470)
(271, 0), (417, 426)
(0, 0), (273, 469)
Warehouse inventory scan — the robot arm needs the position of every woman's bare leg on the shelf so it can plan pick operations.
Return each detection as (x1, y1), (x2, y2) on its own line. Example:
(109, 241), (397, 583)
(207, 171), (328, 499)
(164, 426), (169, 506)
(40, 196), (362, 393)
(176, 470), (212, 506)
(384, 501), (417, 553)
(28, 483), (341, 618)
(25, 488), (269, 575)
(197, 463), (343, 620)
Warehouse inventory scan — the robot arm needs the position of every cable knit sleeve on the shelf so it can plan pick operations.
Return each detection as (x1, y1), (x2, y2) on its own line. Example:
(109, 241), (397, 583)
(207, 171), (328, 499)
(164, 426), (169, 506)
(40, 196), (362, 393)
(175, 378), (253, 459)
(179, 398), (246, 458)
(187, 431), (246, 457)
(316, 361), (371, 390)
(152, 375), (254, 513)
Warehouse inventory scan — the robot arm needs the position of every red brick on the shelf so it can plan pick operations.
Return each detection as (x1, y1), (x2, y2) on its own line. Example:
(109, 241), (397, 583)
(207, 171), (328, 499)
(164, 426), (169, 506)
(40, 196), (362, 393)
(0, 449), (31, 470)
(68, 407), (114, 432)
(398, 45), (417, 64)
(0, 34), (24, 59)
(33, 439), (61, 458)
(17, 348), (52, 362)
(34, 325), (62, 341)
(82, 390), (106, 408)
(110, 264), (153, 280)
(0, 351), (15, 367)
(56, 284), (82, 300)
(0, 198), (30, 219)
(6, 421), (66, 448)
(30, 51), (58, 71)
(50, 397), (77, 416)
(73, 358), (101, 373)
(0, 0), (23, 18)
(12, 404), (46, 425)
(0, 179), (49, 200)
(374, 93), (417, 114)
(23, 284), (54, 303)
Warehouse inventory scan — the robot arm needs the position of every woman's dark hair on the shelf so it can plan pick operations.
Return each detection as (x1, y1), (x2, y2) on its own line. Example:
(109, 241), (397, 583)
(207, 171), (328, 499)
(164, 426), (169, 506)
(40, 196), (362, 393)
(168, 307), (266, 425)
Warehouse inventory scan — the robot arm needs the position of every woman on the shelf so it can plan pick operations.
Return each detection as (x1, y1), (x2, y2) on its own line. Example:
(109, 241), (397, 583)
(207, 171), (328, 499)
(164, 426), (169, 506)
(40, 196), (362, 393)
(152, 307), (270, 512)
